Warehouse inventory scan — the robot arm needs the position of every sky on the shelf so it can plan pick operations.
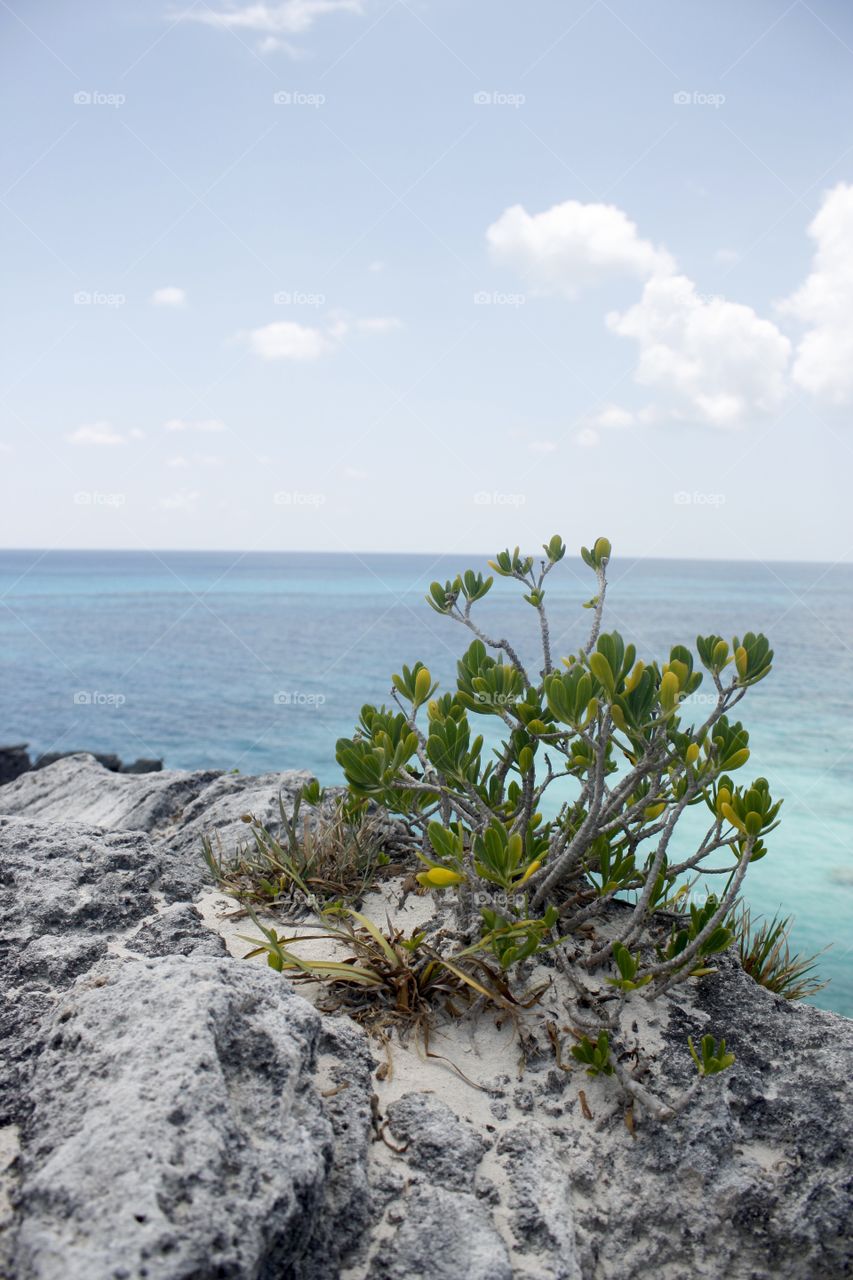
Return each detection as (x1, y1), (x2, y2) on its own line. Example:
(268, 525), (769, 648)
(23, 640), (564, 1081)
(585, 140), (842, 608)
(2, 0), (853, 561)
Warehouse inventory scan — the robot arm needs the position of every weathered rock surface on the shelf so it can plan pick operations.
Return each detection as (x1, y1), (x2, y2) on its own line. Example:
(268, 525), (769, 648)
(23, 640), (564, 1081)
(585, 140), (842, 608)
(0, 754), (220, 847)
(8, 956), (375, 1280)
(1, 755), (851, 1280)
(0, 815), (163, 1126)
(0, 754), (315, 900)
(368, 1186), (513, 1280)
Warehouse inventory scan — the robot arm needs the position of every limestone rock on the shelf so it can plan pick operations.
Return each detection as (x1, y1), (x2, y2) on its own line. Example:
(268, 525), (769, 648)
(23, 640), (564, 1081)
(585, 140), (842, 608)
(0, 753), (220, 846)
(8, 956), (374, 1280)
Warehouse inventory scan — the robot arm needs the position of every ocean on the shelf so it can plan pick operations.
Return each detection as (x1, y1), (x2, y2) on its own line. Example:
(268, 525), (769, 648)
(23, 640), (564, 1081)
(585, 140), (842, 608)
(1, 548), (850, 1017)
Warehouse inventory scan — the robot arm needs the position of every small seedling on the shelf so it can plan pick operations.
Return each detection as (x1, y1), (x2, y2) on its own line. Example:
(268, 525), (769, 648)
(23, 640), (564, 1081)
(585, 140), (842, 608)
(570, 1030), (615, 1077)
(688, 1034), (735, 1076)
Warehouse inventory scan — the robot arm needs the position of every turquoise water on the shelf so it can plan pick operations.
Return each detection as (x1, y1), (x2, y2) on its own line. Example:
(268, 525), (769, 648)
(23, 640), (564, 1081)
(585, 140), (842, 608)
(1, 549), (850, 1016)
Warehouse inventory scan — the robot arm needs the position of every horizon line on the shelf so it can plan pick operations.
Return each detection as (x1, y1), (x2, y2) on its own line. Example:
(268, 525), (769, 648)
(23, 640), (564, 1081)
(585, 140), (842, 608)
(0, 546), (849, 568)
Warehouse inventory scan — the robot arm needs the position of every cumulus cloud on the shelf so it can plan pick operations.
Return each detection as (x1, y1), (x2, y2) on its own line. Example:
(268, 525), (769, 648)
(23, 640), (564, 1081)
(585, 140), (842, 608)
(779, 182), (853, 404)
(607, 274), (791, 427)
(247, 322), (331, 361)
(181, 0), (362, 53)
(67, 422), (126, 446)
(243, 314), (399, 360)
(151, 286), (187, 308)
(486, 199), (674, 298)
(488, 195), (798, 428)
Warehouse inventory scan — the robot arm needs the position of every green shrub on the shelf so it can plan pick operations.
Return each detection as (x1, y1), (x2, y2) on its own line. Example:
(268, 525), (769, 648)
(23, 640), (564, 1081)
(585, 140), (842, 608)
(336, 534), (777, 987)
(326, 533), (788, 1113)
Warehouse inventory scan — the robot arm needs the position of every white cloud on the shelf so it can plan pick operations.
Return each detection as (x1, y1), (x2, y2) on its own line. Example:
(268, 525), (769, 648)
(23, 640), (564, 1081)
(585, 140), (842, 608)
(780, 182), (853, 403)
(486, 199), (674, 298)
(183, 1), (362, 52)
(151, 286), (187, 308)
(67, 422), (125, 446)
(715, 248), (740, 266)
(529, 440), (558, 454)
(163, 418), (227, 433)
(594, 404), (635, 429)
(607, 274), (791, 427)
(489, 195), (796, 428)
(573, 404), (635, 448)
(244, 313), (398, 361)
(247, 321), (331, 361)
(159, 489), (200, 511)
(368, 260), (385, 272)
(344, 465), (368, 479)
(167, 455), (190, 468)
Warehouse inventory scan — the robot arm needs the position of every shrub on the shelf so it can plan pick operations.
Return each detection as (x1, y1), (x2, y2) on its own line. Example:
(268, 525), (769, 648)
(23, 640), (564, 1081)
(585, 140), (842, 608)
(329, 534), (786, 1115)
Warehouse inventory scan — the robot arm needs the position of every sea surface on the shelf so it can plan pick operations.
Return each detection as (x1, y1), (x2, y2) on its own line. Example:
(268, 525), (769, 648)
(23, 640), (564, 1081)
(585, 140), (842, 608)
(1, 549), (851, 1017)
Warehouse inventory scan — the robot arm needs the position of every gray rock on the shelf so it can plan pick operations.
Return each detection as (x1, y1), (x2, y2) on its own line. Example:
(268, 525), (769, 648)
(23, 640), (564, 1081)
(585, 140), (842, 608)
(497, 1123), (579, 1279)
(0, 815), (161, 944)
(8, 955), (375, 1280)
(385, 1092), (489, 1190)
(300, 1016), (378, 1277)
(34, 750), (122, 772)
(0, 816), (163, 1126)
(0, 753), (221, 848)
(0, 754), (317, 900)
(368, 1186), (512, 1280)
(125, 903), (227, 959)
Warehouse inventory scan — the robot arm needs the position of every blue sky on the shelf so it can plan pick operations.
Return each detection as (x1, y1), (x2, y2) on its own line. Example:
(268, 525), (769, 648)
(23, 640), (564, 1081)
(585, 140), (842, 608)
(2, 0), (853, 560)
